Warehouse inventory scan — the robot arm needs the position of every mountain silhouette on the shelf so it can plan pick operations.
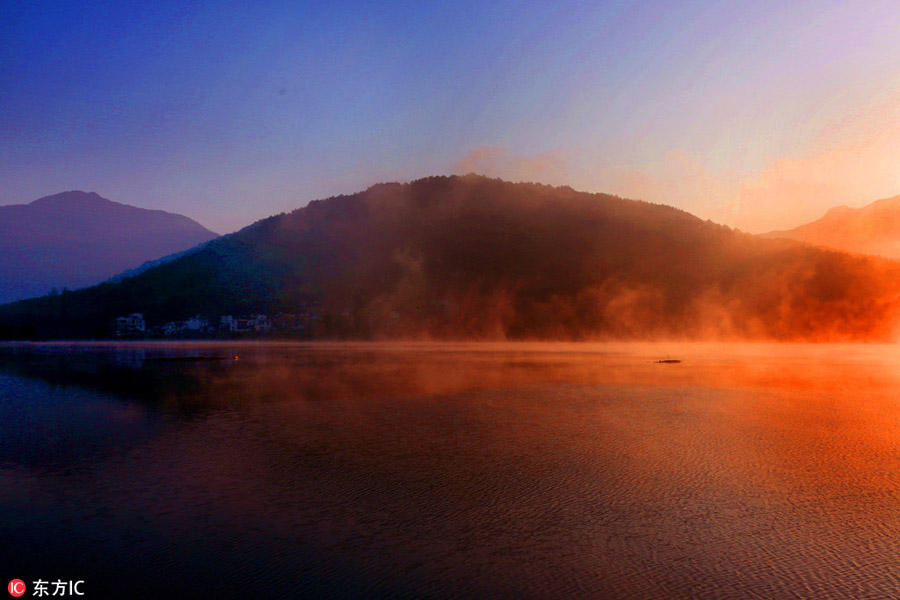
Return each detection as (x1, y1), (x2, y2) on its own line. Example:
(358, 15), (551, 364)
(0, 191), (219, 303)
(2, 176), (900, 341)
(764, 195), (900, 259)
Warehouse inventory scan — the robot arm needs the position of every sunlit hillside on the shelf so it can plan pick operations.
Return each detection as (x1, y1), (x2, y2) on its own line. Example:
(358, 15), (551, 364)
(765, 195), (900, 259)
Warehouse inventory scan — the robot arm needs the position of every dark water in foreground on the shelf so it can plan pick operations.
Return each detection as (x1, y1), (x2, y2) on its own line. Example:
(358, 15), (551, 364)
(2, 342), (900, 599)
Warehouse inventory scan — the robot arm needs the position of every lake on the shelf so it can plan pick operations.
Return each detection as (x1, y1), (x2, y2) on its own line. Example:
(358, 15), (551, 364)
(2, 341), (900, 598)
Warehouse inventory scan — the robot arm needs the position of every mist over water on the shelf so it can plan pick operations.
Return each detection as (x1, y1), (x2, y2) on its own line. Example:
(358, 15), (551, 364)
(2, 342), (900, 598)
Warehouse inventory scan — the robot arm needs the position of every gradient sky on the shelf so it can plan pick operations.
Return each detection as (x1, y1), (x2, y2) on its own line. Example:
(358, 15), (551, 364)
(2, 0), (900, 234)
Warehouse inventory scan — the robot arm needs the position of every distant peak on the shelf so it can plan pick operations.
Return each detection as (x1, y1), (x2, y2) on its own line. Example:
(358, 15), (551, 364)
(30, 191), (115, 208)
(867, 194), (900, 211)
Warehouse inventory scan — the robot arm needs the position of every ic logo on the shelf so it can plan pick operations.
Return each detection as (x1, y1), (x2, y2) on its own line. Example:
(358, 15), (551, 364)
(7, 580), (25, 597)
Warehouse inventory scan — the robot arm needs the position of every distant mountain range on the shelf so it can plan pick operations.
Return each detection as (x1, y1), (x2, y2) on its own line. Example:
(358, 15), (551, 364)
(764, 195), (900, 259)
(0, 191), (218, 303)
(2, 176), (900, 341)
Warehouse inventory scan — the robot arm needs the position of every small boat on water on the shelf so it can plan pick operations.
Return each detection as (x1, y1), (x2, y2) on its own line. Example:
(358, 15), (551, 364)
(654, 358), (681, 364)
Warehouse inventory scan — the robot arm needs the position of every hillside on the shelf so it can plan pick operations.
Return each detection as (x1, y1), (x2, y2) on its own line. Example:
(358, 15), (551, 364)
(2, 175), (900, 341)
(764, 195), (900, 259)
(0, 191), (219, 303)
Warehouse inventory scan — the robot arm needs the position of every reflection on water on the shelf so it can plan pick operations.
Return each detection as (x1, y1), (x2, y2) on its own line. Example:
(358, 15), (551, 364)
(2, 342), (900, 598)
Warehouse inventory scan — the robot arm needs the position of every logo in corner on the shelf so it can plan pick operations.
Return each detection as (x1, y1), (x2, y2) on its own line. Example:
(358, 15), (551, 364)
(7, 580), (26, 598)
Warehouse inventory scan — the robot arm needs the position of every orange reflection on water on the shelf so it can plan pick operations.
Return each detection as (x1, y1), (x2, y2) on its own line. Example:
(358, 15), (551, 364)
(5, 341), (900, 597)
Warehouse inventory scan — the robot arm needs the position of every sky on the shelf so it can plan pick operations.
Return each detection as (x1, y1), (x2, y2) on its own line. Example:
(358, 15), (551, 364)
(2, 0), (900, 234)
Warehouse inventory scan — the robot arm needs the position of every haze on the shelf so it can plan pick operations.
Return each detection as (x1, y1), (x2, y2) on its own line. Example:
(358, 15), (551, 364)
(4, 1), (900, 234)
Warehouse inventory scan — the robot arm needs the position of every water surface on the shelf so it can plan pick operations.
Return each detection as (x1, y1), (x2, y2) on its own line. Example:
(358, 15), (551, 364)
(2, 342), (900, 598)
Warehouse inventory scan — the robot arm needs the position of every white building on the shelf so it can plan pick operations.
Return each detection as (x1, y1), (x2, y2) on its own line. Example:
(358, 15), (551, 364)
(221, 314), (270, 333)
(115, 313), (146, 336)
(220, 315), (237, 332)
(184, 315), (209, 331)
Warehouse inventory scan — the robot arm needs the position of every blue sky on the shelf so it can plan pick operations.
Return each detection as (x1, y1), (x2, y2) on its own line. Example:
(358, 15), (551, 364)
(3, 1), (900, 233)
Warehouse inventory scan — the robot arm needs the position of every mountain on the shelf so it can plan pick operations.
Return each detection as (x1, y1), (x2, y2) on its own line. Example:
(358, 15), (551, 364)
(0, 191), (219, 303)
(764, 195), (900, 258)
(2, 175), (900, 341)
(103, 246), (200, 284)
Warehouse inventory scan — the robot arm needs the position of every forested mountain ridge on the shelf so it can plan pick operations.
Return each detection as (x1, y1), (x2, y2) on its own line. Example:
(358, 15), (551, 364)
(2, 175), (899, 341)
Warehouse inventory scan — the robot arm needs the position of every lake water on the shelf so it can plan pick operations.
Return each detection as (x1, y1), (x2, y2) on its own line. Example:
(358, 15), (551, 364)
(2, 341), (900, 599)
